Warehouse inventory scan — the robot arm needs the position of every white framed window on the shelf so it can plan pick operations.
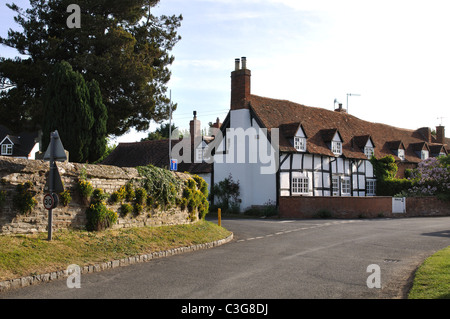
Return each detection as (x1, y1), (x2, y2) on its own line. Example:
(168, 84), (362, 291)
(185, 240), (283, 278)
(1, 144), (12, 155)
(332, 141), (342, 155)
(364, 147), (374, 158)
(439, 152), (446, 157)
(332, 177), (339, 196)
(292, 177), (309, 194)
(398, 149), (405, 161)
(421, 150), (429, 160)
(366, 179), (376, 196)
(294, 137), (306, 152)
(341, 177), (351, 195)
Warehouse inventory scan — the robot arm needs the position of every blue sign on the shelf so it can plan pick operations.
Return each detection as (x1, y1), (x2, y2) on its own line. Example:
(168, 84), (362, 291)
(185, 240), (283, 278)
(170, 159), (177, 171)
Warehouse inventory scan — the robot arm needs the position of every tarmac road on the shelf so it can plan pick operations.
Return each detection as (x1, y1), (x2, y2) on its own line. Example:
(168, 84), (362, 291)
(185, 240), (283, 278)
(2, 216), (450, 300)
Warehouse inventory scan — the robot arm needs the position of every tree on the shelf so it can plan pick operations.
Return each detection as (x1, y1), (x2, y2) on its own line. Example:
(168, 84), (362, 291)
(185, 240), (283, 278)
(87, 79), (108, 163)
(141, 122), (177, 141)
(42, 61), (94, 162)
(0, 0), (182, 135)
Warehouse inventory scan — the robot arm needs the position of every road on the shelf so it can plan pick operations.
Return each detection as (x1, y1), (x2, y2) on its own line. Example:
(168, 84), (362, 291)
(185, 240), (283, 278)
(1, 217), (450, 299)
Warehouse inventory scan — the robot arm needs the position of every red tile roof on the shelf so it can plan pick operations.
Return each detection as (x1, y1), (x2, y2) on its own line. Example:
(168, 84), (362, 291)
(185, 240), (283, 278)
(247, 94), (448, 163)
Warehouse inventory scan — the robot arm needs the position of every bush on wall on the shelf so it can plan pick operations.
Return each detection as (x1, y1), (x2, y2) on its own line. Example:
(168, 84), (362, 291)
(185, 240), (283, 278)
(13, 181), (37, 215)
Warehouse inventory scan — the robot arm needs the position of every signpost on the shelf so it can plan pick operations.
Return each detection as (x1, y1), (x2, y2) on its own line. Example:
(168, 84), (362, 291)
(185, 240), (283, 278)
(43, 130), (67, 241)
(170, 158), (177, 171)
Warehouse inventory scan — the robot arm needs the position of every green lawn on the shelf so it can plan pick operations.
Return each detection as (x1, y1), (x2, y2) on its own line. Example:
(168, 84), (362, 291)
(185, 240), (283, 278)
(0, 220), (231, 281)
(408, 245), (450, 299)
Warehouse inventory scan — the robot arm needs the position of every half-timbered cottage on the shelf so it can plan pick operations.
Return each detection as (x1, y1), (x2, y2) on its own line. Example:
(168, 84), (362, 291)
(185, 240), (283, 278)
(212, 57), (449, 211)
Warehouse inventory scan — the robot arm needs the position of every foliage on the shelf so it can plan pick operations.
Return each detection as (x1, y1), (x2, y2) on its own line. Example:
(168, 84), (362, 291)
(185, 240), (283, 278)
(210, 174), (241, 213)
(85, 201), (118, 231)
(182, 176), (209, 220)
(370, 155), (412, 196)
(141, 123), (178, 141)
(59, 190), (72, 207)
(92, 188), (109, 203)
(109, 185), (126, 204)
(77, 179), (94, 200)
(0, 0), (182, 135)
(136, 165), (182, 208)
(120, 203), (134, 217)
(86, 79), (108, 163)
(403, 155), (450, 200)
(42, 61), (94, 163)
(370, 155), (398, 180)
(13, 181), (37, 215)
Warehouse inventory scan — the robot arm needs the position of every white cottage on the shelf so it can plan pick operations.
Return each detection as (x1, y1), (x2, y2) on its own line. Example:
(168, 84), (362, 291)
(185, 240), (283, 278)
(212, 57), (448, 211)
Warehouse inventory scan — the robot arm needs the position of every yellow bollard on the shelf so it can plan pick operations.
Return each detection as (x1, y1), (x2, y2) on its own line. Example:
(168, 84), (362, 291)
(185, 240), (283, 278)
(218, 208), (221, 227)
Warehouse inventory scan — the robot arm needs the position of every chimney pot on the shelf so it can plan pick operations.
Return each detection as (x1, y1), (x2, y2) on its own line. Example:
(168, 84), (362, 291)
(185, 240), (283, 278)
(241, 57), (247, 69)
(235, 58), (240, 71)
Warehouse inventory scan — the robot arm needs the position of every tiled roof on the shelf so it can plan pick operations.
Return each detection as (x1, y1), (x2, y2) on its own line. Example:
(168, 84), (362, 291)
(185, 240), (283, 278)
(0, 125), (39, 157)
(101, 138), (212, 174)
(247, 94), (448, 163)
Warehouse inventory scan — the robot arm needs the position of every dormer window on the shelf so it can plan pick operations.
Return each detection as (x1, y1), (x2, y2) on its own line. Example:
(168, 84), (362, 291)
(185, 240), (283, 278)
(1, 144), (12, 155)
(332, 141), (342, 155)
(421, 150), (429, 160)
(294, 136), (306, 152)
(398, 149), (405, 161)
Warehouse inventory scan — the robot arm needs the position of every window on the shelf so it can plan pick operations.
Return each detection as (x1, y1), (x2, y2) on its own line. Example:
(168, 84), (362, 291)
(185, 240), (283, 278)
(292, 177), (309, 194)
(196, 148), (204, 162)
(1, 144), (12, 155)
(366, 180), (376, 196)
(421, 150), (429, 160)
(341, 177), (351, 195)
(294, 137), (306, 152)
(332, 141), (342, 155)
(398, 149), (405, 161)
(364, 147), (374, 158)
(332, 177), (339, 196)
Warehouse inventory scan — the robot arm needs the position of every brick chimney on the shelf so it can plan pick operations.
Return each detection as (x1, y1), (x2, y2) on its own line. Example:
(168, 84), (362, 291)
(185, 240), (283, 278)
(334, 103), (346, 113)
(189, 111), (201, 145)
(436, 125), (445, 144)
(231, 57), (251, 110)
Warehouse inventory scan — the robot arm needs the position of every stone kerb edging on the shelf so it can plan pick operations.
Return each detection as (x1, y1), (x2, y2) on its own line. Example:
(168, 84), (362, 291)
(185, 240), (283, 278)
(0, 233), (233, 293)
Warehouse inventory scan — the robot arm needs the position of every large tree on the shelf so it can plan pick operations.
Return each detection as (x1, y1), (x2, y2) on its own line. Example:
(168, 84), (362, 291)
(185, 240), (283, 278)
(0, 0), (182, 135)
(42, 61), (94, 162)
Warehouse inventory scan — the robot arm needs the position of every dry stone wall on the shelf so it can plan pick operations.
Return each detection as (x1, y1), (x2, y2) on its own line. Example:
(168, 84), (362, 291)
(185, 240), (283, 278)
(0, 156), (194, 235)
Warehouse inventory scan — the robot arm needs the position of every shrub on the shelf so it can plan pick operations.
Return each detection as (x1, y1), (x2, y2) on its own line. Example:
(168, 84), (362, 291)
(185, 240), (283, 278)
(59, 190), (72, 206)
(109, 185), (126, 204)
(135, 187), (147, 205)
(92, 188), (108, 203)
(120, 203), (133, 217)
(210, 174), (241, 213)
(125, 182), (135, 202)
(13, 181), (37, 214)
(86, 201), (118, 231)
(78, 179), (94, 199)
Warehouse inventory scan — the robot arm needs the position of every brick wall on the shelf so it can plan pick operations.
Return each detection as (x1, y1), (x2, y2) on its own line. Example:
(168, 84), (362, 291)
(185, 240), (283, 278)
(279, 195), (450, 219)
(0, 156), (195, 235)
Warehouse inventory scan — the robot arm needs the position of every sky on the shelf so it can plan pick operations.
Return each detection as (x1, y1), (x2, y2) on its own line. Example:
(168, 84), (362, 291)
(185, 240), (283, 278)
(1, 0), (449, 144)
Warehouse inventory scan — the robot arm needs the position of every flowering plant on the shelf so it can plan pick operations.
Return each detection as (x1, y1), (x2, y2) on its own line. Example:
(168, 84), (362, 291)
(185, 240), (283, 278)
(406, 155), (450, 199)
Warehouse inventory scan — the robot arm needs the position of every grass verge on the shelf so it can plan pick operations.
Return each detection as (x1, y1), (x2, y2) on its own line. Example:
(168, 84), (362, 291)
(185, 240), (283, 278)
(0, 220), (231, 281)
(408, 245), (450, 299)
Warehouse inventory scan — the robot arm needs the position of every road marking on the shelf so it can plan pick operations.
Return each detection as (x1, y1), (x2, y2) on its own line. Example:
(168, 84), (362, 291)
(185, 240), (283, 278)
(235, 220), (364, 243)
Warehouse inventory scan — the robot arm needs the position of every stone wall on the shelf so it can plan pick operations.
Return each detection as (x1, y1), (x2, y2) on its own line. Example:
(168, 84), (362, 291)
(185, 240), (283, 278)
(0, 156), (194, 235)
(279, 195), (450, 219)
